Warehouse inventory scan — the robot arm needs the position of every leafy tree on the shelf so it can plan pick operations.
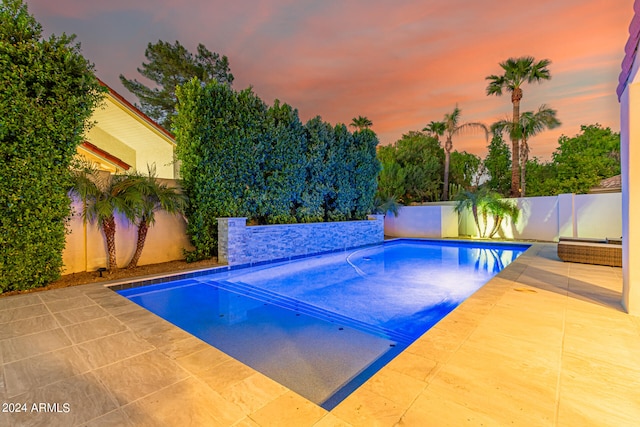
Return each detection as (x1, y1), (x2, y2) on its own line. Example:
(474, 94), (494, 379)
(120, 40), (233, 129)
(0, 0), (104, 291)
(439, 106), (487, 200)
(350, 115), (373, 131)
(486, 56), (551, 197)
(125, 165), (187, 268)
(376, 145), (406, 205)
(525, 125), (620, 196)
(392, 131), (444, 203)
(492, 105), (560, 196)
(483, 133), (512, 196)
(449, 150), (482, 191)
(522, 157), (556, 196)
(69, 161), (143, 271)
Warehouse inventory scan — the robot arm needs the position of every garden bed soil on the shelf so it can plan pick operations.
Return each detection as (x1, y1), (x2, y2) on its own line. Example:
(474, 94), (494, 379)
(1, 258), (221, 298)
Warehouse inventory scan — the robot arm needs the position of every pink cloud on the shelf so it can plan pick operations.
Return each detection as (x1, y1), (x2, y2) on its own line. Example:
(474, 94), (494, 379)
(26, 0), (635, 159)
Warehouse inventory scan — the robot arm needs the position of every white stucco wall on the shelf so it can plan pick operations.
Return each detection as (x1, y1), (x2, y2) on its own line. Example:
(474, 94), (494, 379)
(391, 194), (622, 242)
(384, 205), (458, 238)
(62, 195), (193, 274)
(575, 193), (623, 239)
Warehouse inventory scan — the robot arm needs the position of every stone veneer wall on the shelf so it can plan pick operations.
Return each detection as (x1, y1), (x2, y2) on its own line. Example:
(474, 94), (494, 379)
(218, 215), (384, 265)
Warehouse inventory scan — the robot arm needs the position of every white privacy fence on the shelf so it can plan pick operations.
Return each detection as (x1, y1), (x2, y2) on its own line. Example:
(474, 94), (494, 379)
(384, 192), (622, 241)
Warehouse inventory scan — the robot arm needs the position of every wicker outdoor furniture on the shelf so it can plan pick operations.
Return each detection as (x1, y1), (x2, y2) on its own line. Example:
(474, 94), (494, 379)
(557, 237), (622, 267)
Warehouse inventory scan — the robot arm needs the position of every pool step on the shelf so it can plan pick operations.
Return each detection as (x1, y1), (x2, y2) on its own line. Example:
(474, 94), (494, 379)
(208, 279), (414, 346)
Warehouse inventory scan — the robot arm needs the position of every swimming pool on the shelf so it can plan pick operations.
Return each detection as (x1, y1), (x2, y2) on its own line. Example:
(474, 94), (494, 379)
(117, 239), (529, 409)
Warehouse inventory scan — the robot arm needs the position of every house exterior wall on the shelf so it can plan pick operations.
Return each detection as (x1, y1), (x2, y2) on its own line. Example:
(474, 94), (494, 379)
(84, 126), (137, 169)
(621, 52), (640, 315)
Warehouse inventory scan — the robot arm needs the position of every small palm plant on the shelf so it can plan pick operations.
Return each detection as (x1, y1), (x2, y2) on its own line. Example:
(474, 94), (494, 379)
(485, 196), (520, 238)
(69, 159), (142, 271)
(126, 165), (187, 268)
(454, 188), (519, 238)
(374, 193), (402, 217)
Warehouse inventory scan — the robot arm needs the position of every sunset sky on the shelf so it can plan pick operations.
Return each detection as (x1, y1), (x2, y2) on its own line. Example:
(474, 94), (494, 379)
(27, 0), (634, 160)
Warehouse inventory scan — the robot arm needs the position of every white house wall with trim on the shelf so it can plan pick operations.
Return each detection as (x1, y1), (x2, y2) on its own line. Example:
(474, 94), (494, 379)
(620, 10), (640, 315)
(81, 90), (177, 179)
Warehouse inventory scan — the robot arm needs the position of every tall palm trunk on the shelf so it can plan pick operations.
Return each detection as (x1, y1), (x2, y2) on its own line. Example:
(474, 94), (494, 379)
(128, 218), (149, 269)
(443, 138), (452, 200)
(511, 89), (522, 198)
(102, 216), (117, 271)
(520, 138), (529, 197)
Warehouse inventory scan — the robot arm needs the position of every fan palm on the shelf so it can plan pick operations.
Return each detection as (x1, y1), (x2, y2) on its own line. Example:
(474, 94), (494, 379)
(492, 105), (560, 197)
(350, 116), (373, 131)
(454, 188), (519, 238)
(69, 160), (142, 271)
(423, 120), (446, 143)
(439, 106), (488, 201)
(126, 165), (187, 268)
(486, 56), (551, 197)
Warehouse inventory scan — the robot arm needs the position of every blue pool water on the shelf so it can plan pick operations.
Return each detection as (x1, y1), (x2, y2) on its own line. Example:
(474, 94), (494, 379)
(117, 239), (528, 409)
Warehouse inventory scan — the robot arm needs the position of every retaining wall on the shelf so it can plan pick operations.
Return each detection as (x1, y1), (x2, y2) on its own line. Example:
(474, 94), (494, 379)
(218, 215), (385, 265)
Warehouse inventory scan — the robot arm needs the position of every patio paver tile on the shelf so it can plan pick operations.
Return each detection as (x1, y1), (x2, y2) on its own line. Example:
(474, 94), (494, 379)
(0, 327), (71, 364)
(74, 330), (155, 370)
(557, 352), (640, 427)
(63, 316), (127, 344)
(3, 347), (90, 397)
(220, 372), (288, 415)
(0, 372), (118, 427)
(0, 314), (58, 340)
(248, 391), (327, 427)
(44, 295), (96, 313)
(92, 350), (189, 406)
(330, 387), (403, 426)
(122, 377), (245, 427)
(84, 409), (135, 427)
(53, 304), (110, 326)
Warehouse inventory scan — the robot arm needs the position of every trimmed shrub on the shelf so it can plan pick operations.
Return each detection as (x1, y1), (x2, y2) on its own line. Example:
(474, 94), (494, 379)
(174, 83), (380, 259)
(0, 0), (103, 292)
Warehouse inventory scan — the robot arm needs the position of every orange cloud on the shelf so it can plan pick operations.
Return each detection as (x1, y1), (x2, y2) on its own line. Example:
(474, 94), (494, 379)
(27, 0), (634, 159)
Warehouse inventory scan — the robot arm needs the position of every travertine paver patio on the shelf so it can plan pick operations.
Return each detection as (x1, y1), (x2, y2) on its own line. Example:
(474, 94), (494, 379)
(0, 243), (638, 426)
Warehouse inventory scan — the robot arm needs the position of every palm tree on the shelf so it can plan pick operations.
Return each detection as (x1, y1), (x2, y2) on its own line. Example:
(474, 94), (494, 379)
(69, 160), (142, 272)
(126, 165), (187, 268)
(423, 120), (446, 143)
(486, 56), (551, 197)
(350, 116), (373, 131)
(439, 106), (488, 201)
(492, 105), (560, 197)
(485, 197), (520, 238)
(455, 188), (520, 238)
(454, 188), (486, 237)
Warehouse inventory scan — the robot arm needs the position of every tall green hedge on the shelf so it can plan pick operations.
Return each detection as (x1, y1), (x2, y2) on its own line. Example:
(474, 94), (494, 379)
(0, 0), (103, 292)
(256, 100), (307, 224)
(174, 80), (264, 260)
(175, 80), (380, 259)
